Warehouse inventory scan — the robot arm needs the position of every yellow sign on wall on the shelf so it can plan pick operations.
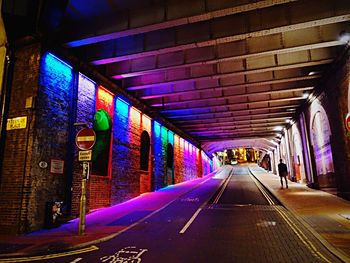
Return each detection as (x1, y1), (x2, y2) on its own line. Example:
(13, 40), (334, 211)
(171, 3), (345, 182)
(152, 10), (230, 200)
(6, 116), (27, 130)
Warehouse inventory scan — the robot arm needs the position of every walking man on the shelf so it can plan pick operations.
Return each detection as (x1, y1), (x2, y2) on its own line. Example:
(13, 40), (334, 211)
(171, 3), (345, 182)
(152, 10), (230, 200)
(278, 159), (288, 189)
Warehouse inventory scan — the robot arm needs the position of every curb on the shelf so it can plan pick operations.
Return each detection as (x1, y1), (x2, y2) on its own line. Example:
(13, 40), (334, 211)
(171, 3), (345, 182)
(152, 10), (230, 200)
(0, 170), (219, 260)
(248, 166), (350, 263)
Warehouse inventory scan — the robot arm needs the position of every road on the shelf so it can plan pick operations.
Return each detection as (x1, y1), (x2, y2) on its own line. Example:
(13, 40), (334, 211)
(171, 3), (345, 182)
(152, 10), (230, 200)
(6, 165), (342, 263)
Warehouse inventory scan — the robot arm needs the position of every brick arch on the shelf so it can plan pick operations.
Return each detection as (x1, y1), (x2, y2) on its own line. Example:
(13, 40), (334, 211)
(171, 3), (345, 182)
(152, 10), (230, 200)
(140, 130), (150, 171)
(309, 99), (335, 188)
(291, 125), (306, 183)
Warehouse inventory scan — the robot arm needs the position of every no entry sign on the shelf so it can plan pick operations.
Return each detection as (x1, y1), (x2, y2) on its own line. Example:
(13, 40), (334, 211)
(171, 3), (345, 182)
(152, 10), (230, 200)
(75, 128), (96, 150)
(346, 113), (350, 132)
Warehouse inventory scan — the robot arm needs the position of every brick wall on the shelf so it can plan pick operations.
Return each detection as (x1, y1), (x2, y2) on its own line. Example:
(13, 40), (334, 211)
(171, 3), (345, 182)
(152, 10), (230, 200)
(322, 52), (350, 198)
(71, 73), (95, 216)
(0, 47), (212, 233)
(111, 102), (152, 204)
(286, 50), (350, 198)
(28, 52), (74, 232)
(0, 44), (41, 234)
(0, 47), (75, 234)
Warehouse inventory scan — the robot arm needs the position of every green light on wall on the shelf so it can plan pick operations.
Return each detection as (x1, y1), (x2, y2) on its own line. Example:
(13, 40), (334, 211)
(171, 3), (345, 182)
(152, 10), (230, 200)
(94, 109), (111, 131)
(92, 109), (112, 175)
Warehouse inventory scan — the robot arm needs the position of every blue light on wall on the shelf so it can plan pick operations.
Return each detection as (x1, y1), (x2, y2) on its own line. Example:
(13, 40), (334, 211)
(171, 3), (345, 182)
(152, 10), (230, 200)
(154, 121), (161, 138)
(41, 53), (73, 86)
(116, 97), (129, 117)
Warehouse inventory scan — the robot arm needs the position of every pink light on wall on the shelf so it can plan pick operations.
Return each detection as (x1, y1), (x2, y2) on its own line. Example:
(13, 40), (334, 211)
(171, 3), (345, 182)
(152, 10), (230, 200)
(97, 86), (114, 117)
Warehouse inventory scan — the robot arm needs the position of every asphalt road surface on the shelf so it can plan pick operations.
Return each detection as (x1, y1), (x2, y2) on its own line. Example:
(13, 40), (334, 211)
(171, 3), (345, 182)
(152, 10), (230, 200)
(11, 165), (343, 263)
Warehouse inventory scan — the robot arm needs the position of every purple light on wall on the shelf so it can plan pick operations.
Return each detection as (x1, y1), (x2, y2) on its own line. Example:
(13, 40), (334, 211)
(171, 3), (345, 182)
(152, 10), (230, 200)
(78, 73), (96, 112)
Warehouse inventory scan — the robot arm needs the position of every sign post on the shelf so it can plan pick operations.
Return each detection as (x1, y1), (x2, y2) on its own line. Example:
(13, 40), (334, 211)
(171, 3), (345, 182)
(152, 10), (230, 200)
(75, 128), (96, 235)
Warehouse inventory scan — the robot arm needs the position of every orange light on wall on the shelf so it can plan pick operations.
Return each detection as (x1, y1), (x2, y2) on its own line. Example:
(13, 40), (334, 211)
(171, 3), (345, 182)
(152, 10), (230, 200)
(142, 114), (152, 132)
(97, 86), (114, 117)
(130, 106), (141, 125)
(174, 134), (179, 146)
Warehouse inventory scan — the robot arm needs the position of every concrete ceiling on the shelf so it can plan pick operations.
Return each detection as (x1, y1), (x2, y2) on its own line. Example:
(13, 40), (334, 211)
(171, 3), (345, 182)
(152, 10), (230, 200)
(58, 0), (350, 154)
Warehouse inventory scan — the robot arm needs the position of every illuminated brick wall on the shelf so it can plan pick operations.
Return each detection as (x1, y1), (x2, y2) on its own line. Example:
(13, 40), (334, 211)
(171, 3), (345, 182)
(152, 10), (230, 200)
(0, 48), (75, 234)
(302, 53), (350, 198)
(71, 73), (96, 215)
(0, 49), (212, 233)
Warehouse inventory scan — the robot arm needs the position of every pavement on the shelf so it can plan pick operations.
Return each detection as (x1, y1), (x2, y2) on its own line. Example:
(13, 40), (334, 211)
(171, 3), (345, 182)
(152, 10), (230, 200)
(0, 164), (350, 262)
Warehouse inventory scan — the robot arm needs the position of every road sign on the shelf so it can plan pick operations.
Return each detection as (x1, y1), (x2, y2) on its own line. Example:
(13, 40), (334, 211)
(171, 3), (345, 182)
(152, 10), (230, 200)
(79, 150), (92, 161)
(346, 113), (350, 132)
(75, 128), (96, 150)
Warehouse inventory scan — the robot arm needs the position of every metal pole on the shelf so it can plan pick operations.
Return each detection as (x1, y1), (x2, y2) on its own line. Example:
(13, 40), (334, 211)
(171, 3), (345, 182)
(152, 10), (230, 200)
(78, 161), (88, 235)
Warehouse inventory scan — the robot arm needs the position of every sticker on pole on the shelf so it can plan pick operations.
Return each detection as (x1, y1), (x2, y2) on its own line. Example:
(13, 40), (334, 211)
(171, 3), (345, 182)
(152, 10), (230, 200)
(79, 150), (92, 161)
(75, 128), (96, 150)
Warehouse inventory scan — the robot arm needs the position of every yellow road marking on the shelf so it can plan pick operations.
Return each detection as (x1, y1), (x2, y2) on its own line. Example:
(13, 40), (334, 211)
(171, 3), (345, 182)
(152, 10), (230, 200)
(248, 166), (331, 263)
(275, 206), (331, 263)
(0, 245), (98, 262)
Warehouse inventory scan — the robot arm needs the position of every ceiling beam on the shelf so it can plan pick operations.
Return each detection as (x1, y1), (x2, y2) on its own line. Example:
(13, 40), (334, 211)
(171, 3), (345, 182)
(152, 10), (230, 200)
(159, 95), (305, 113)
(180, 116), (289, 128)
(166, 104), (298, 119)
(150, 86), (313, 107)
(109, 40), (341, 79)
(65, 0), (296, 48)
(139, 75), (319, 100)
(174, 111), (293, 124)
(127, 59), (332, 90)
(185, 121), (286, 131)
(197, 131), (281, 140)
(87, 13), (350, 65)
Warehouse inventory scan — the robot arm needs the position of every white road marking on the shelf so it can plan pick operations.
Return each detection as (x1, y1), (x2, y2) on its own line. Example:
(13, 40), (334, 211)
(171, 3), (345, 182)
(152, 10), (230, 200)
(179, 208), (202, 234)
(100, 246), (148, 263)
(180, 167), (234, 234)
(70, 258), (83, 263)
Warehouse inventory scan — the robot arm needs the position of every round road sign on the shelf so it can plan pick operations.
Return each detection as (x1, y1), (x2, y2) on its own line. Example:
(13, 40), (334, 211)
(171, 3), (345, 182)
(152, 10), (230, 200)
(75, 128), (96, 150)
(346, 113), (350, 132)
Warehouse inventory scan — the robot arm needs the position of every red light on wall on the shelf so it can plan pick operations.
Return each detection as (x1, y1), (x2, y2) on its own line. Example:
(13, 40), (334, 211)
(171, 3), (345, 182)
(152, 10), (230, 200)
(97, 86), (114, 117)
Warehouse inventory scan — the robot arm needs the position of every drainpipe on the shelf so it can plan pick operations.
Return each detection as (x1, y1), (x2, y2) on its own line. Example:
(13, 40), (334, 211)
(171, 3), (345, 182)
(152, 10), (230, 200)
(65, 71), (78, 214)
(0, 50), (10, 183)
(0, 0), (9, 183)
